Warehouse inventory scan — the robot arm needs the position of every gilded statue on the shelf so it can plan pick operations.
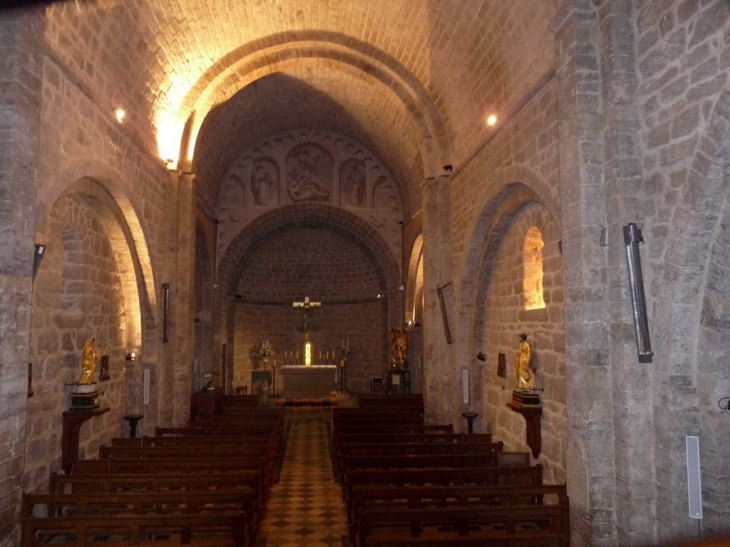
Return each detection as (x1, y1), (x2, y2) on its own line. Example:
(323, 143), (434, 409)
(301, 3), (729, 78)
(516, 333), (535, 390)
(391, 327), (408, 370)
(79, 337), (100, 384)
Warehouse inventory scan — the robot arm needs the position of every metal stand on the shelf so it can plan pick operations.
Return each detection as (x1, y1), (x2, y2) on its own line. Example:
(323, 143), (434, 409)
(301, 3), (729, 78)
(461, 412), (478, 434)
(123, 414), (143, 438)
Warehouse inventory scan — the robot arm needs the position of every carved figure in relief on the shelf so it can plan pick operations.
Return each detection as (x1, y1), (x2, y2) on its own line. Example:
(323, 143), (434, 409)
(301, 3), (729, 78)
(286, 148), (330, 202)
(515, 333), (535, 390)
(79, 336), (100, 384)
(251, 160), (278, 206)
(342, 161), (366, 206)
(391, 327), (408, 370)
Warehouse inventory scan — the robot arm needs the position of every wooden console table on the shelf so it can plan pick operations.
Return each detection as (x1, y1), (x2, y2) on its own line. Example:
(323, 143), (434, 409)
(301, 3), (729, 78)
(507, 402), (542, 458)
(62, 407), (110, 473)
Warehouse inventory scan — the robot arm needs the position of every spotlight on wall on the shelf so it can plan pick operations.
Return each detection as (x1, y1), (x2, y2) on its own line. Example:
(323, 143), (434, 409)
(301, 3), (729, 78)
(476, 351), (487, 362)
(33, 244), (46, 280)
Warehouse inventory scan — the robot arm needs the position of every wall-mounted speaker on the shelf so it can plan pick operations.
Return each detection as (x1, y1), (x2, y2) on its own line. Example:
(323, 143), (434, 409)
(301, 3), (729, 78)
(686, 435), (703, 519)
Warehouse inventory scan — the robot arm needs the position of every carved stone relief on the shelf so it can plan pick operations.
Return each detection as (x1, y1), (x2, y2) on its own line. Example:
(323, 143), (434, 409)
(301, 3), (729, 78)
(285, 144), (333, 203)
(251, 158), (279, 207)
(215, 130), (404, 267)
(340, 159), (367, 207)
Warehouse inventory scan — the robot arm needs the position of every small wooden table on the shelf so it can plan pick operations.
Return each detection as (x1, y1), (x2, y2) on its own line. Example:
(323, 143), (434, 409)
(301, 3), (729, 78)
(62, 407), (110, 473)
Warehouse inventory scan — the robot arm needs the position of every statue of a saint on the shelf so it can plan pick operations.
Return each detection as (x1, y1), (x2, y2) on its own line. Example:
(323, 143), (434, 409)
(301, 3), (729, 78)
(516, 333), (535, 390)
(79, 337), (100, 384)
(391, 327), (408, 370)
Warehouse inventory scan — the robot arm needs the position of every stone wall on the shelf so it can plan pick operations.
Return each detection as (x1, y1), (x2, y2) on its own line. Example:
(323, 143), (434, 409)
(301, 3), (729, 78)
(481, 203), (565, 485)
(0, 7), (44, 545)
(233, 227), (388, 394)
(25, 195), (128, 493)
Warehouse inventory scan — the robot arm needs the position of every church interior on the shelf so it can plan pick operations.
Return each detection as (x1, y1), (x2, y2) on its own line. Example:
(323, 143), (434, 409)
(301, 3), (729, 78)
(1, 0), (730, 545)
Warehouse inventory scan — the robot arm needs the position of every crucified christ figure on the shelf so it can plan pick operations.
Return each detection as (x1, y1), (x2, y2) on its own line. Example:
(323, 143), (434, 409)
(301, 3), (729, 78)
(292, 296), (321, 339)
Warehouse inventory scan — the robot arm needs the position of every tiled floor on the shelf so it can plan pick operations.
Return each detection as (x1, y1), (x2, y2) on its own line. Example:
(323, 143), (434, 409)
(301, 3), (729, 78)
(257, 411), (348, 547)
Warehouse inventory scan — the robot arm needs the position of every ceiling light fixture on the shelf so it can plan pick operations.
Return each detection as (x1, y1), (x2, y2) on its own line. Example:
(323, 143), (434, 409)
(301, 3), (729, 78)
(486, 114), (497, 126)
(114, 108), (126, 124)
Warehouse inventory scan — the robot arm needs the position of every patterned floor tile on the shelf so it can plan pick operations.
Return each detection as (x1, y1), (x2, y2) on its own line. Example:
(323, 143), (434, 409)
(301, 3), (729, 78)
(257, 411), (349, 547)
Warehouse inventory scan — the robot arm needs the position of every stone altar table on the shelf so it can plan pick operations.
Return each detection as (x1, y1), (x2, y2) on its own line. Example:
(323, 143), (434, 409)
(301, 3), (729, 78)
(280, 365), (337, 398)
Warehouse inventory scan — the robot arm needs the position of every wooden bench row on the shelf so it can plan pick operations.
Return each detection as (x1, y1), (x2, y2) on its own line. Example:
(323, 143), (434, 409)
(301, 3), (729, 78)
(22, 403), (285, 547)
(333, 396), (569, 547)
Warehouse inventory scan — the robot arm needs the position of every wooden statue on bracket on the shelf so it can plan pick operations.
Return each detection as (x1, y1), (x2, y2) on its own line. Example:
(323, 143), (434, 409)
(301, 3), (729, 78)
(390, 327), (408, 370)
(512, 333), (540, 408)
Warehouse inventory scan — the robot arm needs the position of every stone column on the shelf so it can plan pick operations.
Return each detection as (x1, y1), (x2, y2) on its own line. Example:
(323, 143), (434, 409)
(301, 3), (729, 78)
(0, 7), (44, 546)
(420, 177), (441, 421)
(161, 170), (196, 425)
(597, 1), (657, 544)
(421, 175), (456, 424)
(552, 2), (618, 545)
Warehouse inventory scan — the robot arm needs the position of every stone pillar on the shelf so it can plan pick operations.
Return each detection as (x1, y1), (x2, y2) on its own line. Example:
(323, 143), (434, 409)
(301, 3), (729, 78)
(597, 1), (657, 544)
(420, 177), (440, 421)
(163, 171), (196, 425)
(421, 175), (456, 424)
(552, 2), (617, 545)
(0, 7), (44, 546)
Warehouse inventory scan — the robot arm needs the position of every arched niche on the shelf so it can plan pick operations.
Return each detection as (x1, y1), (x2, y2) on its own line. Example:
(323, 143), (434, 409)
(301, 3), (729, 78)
(26, 191), (136, 493)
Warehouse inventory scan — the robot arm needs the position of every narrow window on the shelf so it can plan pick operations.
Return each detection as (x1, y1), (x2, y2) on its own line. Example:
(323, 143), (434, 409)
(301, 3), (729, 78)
(524, 226), (546, 310)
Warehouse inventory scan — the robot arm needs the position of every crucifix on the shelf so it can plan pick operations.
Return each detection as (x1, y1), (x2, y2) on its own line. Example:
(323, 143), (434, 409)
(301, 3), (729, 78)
(292, 296), (321, 340)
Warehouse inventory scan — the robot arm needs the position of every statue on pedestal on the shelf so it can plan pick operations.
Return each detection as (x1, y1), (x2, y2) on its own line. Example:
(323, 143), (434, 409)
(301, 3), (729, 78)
(516, 333), (535, 391)
(79, 337), (100, 384)
(391, 327), (408, 370)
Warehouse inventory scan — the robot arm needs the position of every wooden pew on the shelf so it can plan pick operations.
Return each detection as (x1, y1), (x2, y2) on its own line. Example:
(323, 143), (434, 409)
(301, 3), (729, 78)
(342, 452), (502, 473)
(335, 442), (504, 482)
(334, 424), (454, 436)
(48, 471), (266, 511)
(23, 490), (257, 543)
(348, 483), (567, 544)
(21, 513), (247, 547)
(71, 456), (276, 487)
(336, 433), (492, 446)
(98, 444), (272, 460)
(342, 466), (544, 506)
(356, 502), (569, 547)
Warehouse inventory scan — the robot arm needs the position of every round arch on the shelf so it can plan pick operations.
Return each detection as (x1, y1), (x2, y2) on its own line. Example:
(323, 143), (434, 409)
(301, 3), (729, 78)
(39, 158), (158, 318)
(47, 177), (158, 352)
(164, 31), (450, 178)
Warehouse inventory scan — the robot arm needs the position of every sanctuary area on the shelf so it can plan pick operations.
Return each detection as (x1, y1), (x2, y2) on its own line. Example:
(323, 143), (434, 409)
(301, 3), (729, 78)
(1, 1), (730, 546)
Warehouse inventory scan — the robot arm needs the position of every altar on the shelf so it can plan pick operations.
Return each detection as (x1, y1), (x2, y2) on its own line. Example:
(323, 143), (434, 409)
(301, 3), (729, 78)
(280, 365), (338, 398)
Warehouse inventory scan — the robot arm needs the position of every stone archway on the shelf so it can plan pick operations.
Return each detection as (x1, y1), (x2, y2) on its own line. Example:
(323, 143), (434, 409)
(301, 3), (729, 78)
(652, 124), (730, 538)
(26, 178), (151, 492)
(456, 177), (566, 482)
(217, 203), (401, 395)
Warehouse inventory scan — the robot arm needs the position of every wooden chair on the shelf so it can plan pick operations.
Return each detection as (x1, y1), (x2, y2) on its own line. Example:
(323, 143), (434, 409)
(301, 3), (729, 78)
(235, 385), (248, 395)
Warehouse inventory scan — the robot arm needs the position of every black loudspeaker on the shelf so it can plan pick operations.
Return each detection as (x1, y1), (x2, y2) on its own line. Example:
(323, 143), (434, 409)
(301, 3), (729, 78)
(686, 435), (703, 519)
